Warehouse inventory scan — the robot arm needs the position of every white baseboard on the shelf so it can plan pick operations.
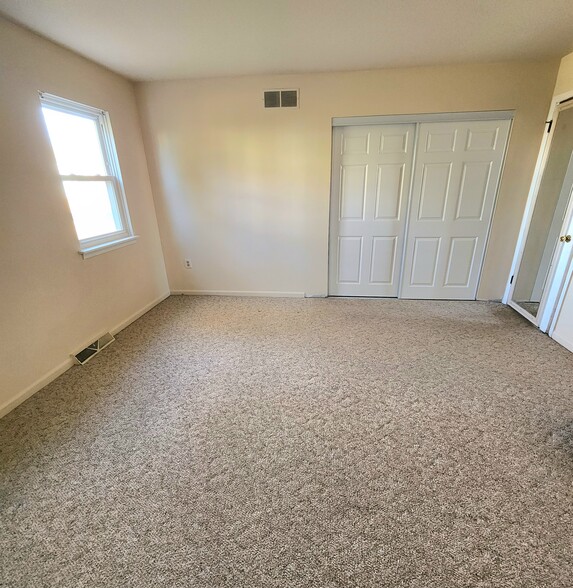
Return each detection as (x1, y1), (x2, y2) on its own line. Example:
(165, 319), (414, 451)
(172, 289), (305, 298)
(0, 358), (75, 420)
(0, 291), (171, 420)
(110, 291), (170, 335)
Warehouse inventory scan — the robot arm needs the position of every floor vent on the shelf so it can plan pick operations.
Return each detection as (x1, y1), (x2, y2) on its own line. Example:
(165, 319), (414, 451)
(73, 332), (115, 365)
(264, 89), (299, 108)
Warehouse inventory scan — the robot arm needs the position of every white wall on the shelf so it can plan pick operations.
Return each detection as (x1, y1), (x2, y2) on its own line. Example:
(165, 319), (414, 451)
(137, 60), (559, 300)
(0, 18), (169, 416)
(554, 50), (573, 97)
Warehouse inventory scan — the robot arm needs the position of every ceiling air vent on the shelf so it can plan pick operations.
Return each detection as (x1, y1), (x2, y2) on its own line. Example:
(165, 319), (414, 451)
(264, 89), (299, 109)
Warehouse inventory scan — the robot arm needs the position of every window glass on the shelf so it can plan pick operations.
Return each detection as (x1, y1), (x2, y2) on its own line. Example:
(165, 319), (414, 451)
(41, 108), (107, 176)
(62, 181), (121, 240)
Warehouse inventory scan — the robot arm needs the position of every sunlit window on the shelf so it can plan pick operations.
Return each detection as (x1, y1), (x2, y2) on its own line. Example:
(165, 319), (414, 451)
(40, 93), (134, 256)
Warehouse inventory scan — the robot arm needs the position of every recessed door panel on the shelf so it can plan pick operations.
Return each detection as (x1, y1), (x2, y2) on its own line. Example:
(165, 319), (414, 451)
(380, 131), (410, 153)
(426, 130), (457, 152)
(410, 238), (440, 286)
(340, 165), (367, 220)
(375, 164), (404, 220)
(342, 132), (370, 155)
(370, 237), (397, 284)
(444, 238), (477, 287)
(456, 162), (492, 220)
(466, 128), (499, 151)
(337, 236), (363, 283)
(329, 124), (415, 296)
(418, 163), (451, 220)
(401, 119), (511, 299)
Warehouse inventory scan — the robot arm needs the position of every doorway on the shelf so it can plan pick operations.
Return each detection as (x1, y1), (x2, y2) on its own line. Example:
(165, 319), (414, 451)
(508, 101), (573, 326)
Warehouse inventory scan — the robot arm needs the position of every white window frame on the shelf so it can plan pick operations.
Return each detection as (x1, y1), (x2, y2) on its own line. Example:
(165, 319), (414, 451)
(39, 92), (136, 258)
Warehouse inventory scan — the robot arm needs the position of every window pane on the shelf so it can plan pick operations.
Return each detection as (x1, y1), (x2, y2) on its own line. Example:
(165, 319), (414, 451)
(63, 181), (122, 240)
(42, 108), (107, 175)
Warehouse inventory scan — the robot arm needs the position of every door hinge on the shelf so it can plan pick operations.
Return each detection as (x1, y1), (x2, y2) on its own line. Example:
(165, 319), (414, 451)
(546, 120), (553, 133)
(510, 275), (514, 284)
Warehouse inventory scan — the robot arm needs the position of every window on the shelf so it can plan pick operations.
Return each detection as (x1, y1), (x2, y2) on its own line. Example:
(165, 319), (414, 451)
(40, 92), (136, 258)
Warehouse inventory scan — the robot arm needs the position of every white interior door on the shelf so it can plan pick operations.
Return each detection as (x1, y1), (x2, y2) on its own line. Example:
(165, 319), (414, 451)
(508, 102), (573, 328)
(548, 167), (573, 351)
(329, 124), (415, 296)
(400, 120), (511, 299)
(551, 259), (573, 351)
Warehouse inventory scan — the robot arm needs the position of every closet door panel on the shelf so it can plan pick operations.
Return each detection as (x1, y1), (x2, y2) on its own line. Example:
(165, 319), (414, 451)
(400, 120), (511, 300)
(329, 124), (415, 296)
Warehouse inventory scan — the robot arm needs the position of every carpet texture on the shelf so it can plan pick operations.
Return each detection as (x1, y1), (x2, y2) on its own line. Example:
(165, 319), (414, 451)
(1, 296), (573, 587)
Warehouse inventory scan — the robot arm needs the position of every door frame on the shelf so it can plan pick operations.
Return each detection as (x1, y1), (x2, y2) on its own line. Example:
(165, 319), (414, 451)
(503, 91), (573, 331)
(328, 110), (515, 297)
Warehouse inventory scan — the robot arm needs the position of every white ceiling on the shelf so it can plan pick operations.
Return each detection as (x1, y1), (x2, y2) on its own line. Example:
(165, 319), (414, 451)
(1, 0), (572, 81)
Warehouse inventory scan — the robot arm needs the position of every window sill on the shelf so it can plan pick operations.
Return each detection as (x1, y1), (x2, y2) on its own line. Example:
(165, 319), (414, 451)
(79, 236), (138, 259)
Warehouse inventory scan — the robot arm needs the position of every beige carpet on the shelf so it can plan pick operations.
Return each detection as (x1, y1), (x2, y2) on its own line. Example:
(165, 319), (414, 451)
(1, 296), (573, 587)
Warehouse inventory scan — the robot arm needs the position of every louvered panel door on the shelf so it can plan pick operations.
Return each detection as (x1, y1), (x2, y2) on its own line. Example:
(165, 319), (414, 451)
(329, 124), (415, 296)
(400, 120), (510, 300)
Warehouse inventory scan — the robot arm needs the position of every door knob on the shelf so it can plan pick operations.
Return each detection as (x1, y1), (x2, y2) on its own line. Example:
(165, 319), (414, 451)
(560, 235), (572, 242)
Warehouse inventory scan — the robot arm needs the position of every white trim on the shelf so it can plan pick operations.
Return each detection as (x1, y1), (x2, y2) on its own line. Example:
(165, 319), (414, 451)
(0, 291), (170, 419)
(0, 358), (75, 420)
(80, 235), (138, 259)
(325, 125), (336, 296)
(38, 91), (105, 117)
(109, 291), (170, 334)
(333, 110), (515, 127)
(172, 290), (305, 298)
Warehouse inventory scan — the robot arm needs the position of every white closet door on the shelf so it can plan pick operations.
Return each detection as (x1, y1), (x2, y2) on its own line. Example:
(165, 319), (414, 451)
(329, 124), (415, 296)
(549, 191), (573, 352)
(400, 120), (511, 300)
(551, 273), (573, 352)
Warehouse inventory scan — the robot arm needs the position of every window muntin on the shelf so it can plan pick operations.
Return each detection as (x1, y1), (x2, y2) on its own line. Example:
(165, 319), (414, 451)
(40, 93), (134, 253)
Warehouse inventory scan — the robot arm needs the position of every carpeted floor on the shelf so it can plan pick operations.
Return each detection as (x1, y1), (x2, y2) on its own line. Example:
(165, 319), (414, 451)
(1, 296), (573, 587)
